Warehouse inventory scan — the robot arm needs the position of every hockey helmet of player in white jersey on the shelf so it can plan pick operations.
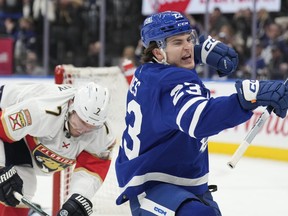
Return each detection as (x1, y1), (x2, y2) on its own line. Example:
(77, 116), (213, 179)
(141, 11), (197, 49)
(72, 82), (110, 126)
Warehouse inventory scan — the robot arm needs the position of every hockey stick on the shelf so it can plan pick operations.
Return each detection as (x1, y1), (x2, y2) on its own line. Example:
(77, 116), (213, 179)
(13, 191), (50, 216)
(227, 107), (272, 169)
(227, 78), (288, 169)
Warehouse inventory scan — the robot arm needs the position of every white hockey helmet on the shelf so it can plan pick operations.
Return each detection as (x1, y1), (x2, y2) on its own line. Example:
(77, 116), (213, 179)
(73, 82), (110, 126)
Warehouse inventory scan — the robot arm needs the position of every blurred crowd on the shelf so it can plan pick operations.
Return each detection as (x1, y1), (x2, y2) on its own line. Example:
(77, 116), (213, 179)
(0, 0), (288, 80)
(0, 0), (142, 75)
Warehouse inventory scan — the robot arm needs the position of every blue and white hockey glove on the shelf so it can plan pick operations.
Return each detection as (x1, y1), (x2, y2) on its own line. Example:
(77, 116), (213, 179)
(235, 80), (288, 118)
(194, 35), (238, 77)
(57, 193), (93, 216)
(0, 166), (23, 207)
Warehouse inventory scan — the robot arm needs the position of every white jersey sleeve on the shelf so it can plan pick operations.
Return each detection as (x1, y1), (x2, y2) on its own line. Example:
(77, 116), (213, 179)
(68, 121), (116, 199)
(0, 83), (75, 142)
(68, 170), (103, 200)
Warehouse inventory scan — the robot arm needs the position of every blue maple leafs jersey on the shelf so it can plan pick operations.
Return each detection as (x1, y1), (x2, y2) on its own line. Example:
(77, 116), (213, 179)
(115, 63), (252, 205)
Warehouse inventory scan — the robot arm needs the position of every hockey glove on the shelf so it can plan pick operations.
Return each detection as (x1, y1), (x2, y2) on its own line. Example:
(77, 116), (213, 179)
(0, 166), (23, 207)
(194, 35), (238, 77)
(57, 193), (93, 216)
(235, 79), (288, 118)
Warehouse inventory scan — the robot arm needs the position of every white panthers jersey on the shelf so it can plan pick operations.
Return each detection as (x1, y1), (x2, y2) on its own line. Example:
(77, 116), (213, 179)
(0, 83), (115, 199)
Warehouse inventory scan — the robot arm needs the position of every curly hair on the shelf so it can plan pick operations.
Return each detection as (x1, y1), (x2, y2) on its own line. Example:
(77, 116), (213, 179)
(141, 42), (158, 64)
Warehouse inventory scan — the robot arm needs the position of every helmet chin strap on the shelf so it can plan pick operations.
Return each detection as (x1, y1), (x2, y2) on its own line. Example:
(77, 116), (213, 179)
(153, 48), (169, 65)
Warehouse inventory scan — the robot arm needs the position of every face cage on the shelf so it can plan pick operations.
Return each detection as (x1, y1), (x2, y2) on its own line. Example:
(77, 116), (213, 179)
(156, 29), (199, 49)
(152, 29), (200, 65)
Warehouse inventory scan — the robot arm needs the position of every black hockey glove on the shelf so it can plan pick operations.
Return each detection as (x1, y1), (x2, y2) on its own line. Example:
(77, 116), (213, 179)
(194, 35), (238, 77)
(0, 166), (23, 207)
(235, 79), (288, 118)
(57, 193), (93, 216)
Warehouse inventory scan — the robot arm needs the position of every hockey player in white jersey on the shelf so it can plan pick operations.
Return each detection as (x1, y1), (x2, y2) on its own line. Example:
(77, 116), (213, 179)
(0, 82), (115, 216)
(115, 11), (288, 216)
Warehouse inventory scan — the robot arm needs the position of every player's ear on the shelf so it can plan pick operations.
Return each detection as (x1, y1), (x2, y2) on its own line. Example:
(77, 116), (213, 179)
(152, 48), (164, 62)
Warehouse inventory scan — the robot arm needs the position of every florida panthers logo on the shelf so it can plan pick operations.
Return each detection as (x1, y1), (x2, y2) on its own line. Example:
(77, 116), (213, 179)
(33, 144), (75, 173)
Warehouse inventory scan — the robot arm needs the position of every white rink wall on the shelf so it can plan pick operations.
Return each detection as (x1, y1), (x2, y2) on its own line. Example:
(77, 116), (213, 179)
(0, 76), (54, 84)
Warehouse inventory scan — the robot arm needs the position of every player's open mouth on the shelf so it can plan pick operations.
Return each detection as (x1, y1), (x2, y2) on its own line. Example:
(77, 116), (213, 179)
(182, 55), (191, 60)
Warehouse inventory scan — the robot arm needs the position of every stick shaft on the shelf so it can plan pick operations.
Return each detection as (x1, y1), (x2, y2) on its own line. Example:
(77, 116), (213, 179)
(227, 108), (270, 168)
(228, 78), (288, 169)
(13, 191), (50, 216)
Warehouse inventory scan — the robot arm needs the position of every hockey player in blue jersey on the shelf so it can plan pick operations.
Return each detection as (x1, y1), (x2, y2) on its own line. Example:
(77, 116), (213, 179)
(115, 11), (288, 216)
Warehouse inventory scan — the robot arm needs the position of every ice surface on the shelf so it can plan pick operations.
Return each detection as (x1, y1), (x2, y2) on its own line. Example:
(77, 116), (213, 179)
(33, 154), (288, 216)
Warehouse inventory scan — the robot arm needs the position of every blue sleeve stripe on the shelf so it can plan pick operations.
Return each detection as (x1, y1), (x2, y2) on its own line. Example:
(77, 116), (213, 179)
(188, 100), (208, 138)
(176, 97), (207, 132)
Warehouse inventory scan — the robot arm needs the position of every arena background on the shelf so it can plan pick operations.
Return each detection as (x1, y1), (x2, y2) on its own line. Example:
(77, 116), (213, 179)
(1, 0), (288, 215)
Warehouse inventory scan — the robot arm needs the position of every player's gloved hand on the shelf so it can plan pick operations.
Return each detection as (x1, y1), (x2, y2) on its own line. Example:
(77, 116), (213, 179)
(0, 166), (23, 207)
(235, 79), (288, 118)
(194, 35), (238, 77)
(57, 193), (93, 216)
